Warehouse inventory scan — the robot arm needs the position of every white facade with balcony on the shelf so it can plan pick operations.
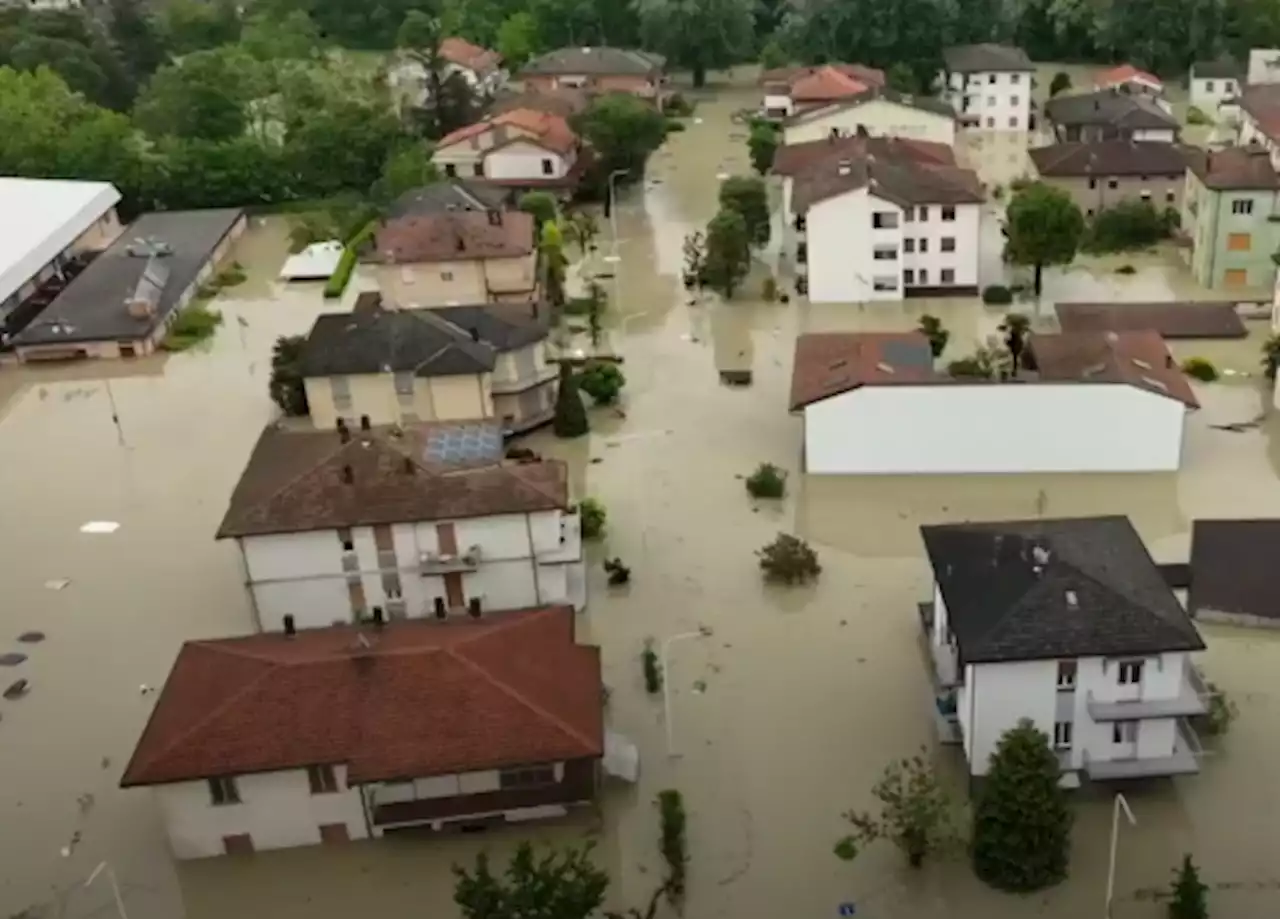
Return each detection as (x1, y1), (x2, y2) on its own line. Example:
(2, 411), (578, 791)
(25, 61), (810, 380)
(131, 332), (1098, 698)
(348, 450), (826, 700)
(236, 509), (586, 632)
(920, 588), (1209, 785)
(941, 68), (1033, 130)
(796, 186), (981, 302)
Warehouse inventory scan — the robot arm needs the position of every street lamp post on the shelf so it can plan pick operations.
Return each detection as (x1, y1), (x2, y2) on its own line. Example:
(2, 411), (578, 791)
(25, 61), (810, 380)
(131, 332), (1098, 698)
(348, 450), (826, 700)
(662, 626), (712, 757)
(606, 169), (628, 261)
(85, 861), (130, 919)
(1105, 792), (1137, 919)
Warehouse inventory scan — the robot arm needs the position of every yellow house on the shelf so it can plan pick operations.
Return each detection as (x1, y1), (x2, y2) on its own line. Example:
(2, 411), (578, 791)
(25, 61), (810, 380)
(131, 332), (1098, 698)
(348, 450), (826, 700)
(300, 295), (557, 434)
(368, 208), (539, 307)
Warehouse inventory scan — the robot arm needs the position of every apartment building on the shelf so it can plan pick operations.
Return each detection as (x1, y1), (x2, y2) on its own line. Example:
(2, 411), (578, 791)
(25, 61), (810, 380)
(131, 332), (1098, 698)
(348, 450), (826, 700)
(938, 43), (1035, 130)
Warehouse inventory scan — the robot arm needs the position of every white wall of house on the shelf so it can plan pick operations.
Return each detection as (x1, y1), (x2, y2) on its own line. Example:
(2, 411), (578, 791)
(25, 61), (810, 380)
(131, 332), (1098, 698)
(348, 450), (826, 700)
(238, 509), (582, 632)
(153, 767), (370, 860)
(802, 383), (1186, 474)
(783, 99), (957, 147)
(485, 141), (573, 181)
(1132, 127), (1179, 143)
(804, 187), (897, 302)
(1190, 76), (1240, 113)
(764, 92), (793, 117)
(941, 69), (1033, 130)
(899, 202), (981, 291)
(1248, 49), (1280, 86)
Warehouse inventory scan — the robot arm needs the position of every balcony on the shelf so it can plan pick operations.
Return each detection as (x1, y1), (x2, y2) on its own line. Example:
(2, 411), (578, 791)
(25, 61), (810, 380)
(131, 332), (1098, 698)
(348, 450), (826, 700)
(931, 688), (962, 745)
(1083, 720), (1203, 780)
(916, 601), (960, 689)
(418, 546), (483, 575)
(1086, 667), (1210, 721)
(491, 365), (558, 396)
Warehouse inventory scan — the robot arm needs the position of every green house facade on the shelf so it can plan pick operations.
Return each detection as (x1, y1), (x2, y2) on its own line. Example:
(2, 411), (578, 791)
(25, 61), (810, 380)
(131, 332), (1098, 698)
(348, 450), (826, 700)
(1183, 146), (1280, 291)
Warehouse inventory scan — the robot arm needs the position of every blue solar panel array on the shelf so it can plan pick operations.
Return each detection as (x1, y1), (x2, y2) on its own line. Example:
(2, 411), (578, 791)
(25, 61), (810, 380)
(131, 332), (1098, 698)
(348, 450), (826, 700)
(423, 423), (504, 466)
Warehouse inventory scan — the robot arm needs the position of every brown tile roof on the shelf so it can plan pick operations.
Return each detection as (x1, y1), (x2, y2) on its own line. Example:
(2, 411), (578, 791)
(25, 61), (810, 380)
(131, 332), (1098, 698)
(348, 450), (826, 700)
(371, 210), (534, 264)
(1188, 519), (1280, 622)
(773, 133), (956, 177)
(1189, 143), (1280, 190)
(1095, 65), (1162, 89)
(490, 87), (590, 119)
(790, 332), (940, 409)
(1237, 84), (1280, 142)
(1029, 330), (1199, 408)
(1054, 301), (1247, 339)
(440, 37), (501, 75)
(1029, 141), (1193, 177)
(216, 425), (568, 539)
(119, 607), (603, 787)
(791, 153), (983, 212)
(437, 109), (579, 155)
(761, 63), (886, 102)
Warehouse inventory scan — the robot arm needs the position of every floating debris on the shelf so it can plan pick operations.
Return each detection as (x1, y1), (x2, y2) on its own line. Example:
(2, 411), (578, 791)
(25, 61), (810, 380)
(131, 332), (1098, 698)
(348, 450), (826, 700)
(79, 521), (120, 535)
(17, 632), (45, 644)
(4, 678), (30, 700)
(0, 653), (27, 666)
(43, 578), (70, 591)
(692, 679), (708, 694)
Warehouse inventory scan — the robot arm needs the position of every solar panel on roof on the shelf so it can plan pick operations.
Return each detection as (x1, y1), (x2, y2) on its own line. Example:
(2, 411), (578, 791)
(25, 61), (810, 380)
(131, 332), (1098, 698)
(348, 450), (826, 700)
(422, 423), (503, 465)
(881, 339), (932, 369)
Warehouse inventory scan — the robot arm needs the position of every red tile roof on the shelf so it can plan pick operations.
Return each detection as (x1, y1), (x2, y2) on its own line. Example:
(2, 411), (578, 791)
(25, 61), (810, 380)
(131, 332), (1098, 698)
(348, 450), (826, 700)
(790, 332), (940, 409)
(440, 37), (501, 75)
(772, 133), (956, 176)
(761, 63), (885, 99)
(1029, 330), (1199, 408)
(372, 209), (535, 263)
(1095, 64), (1162, 89)
(438, 109), (578, 155)
(120, 607), (603, 787)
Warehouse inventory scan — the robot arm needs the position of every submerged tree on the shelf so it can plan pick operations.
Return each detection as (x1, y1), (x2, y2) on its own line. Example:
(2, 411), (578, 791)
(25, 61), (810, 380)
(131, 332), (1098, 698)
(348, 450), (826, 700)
(719, 175), (771, 247)
(917, 314), (949, 359)
(682, 232), (707, 289)
(747, 120), (780, 175)
(552, 360), (589, 437)
(1004, 182), (1084, 298)
(702, 209), (751, 299)
(454, 843), (609, 919)
(836, 749), (956, 868)
(1001, 312), (1031, 374)
(268, 334), (309, 416)
(1168, 854), (1209, 919)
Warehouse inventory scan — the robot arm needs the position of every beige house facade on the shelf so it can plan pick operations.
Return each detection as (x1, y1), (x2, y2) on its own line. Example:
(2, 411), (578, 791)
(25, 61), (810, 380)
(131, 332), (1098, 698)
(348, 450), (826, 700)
(305, 370), (494, 430)
(375, 250), (538, 307)
(1029, 142), (1194, 219)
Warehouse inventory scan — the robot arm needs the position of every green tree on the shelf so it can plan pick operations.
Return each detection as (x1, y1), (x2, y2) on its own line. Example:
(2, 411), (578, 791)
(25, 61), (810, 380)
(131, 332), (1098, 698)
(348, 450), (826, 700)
(540, 219), (568, 306)
(241, 10), (323, 60)
(572, 93), (669, 184)
(496, 11), (539, 68)
(398, 8), (480, 138)
(158, 0), (242, 54)
(1004, 182), (1084, 298)
(1001, 312), (1030, 374)
(269, 334), (310, 416)
(1168, 854), (1209, 919)
(454, 843), (609, 919)
(702, 208), (751, 298)
(564, 211), (600, 255)
(747, 121), (779, 174)
(634, 0), (754, 87)
(917, 314), (948, 358)
(579, 362), (625, 404)
(972, 719), (1072, 892)
(107, 0), (168, 85)
(758, 38), (787, 69)
(552, 360), (589, 437)
(719, 175), (771, 247)
(284, 97), (402, 198)
(372, 143), (440, 203)
(886, 61), (918, 92)
(133, 47), (262, 141)
(519, 191), (559, 229)
(836, 749), (955, 868)
(1049, 71), (1072, 96)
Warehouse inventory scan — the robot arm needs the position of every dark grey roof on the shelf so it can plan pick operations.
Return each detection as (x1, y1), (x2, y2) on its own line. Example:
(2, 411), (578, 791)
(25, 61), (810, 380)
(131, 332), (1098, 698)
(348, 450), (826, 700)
(943, 43), (1034, 73)
(921, 516), (1204, 666)
(1192, 59), (1242, 80)
(300, 308), (496, 378)
(387, 181), (508, 219)
(1188, 519), (1280, 621)
(14, 209), (244, 346)
(432, 303), (549, 351)
(521, 46), (664, 76)
(1044, 90), (1178, 129)
(1029, 141), (1192, 177)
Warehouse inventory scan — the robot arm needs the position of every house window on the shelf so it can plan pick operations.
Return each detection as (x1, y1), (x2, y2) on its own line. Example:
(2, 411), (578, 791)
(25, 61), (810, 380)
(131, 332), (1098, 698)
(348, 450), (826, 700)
(441, 271), (454, 281)
(941, 237), (955, 252)
(1088, 178), (1098, 189)
(986, 117), (995, 128)
(1107, 179), (1119, 190)
(1053, 721), (1073, 749)
(796, 242), (808, 263)
(903, 269), (915, 285)
(1087, 208), (1095, 217)
(942, 206), (956, 221)
(986, 95), (996, 106)
(1227, 81), (1236, 93)
(918, 268), (929, 285)
(330, 376), (352, 410)
(541, 158), (554, 176)
(1010, 73), (1021, 84)
(988, 73), (997, 84)
(1056, 660), (1077, 688)
(872, 276), (898, 291)
(918, 206), (929, 221)
(1232, 198), (1254, 215)
(1205, 80), (1215, 92)
(337, 527), (354, 552)
(873, 247), (898, 260)
(872, 212), (898, 229)
(1166, 190), (1176, 204)
(903, 238), (915, 253)
(904, 208), (914, 223)
(499, 765), (557, 789)
(444, 164), (457, 177)
(1010, 95), (1019, 106)
(382, 572), (402, 598)
(208, 776), (240, 806)
(940, 268), (955, 284)
(393, 372), (414, 401)
(1113, 721), (1139, 744)
(1117, 660), (1144, 685)
(1227, 232), (1252, 251)
(472, 164), (484, 177)
(307, 765), (339, 795)
(1009, 116), (1018, 128)
(918, 238), (929, 253)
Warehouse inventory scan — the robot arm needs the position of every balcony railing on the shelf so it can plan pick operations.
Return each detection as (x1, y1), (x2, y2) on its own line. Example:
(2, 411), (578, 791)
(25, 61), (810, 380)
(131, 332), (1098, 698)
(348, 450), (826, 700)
(1082, 719), (1203, 780)
(419, 546), (483, 575)
(1086, 667), (1210, 721)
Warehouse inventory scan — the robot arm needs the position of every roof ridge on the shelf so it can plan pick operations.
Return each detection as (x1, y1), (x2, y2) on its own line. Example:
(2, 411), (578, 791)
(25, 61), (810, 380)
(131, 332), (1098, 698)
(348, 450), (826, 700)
(451, 615), (597, 749)
(499, 462), (567, 505)
(223, 428), (351, 534)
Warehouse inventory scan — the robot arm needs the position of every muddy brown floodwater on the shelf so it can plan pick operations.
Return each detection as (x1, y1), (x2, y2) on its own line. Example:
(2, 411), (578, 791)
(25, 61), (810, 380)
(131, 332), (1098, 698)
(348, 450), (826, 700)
(2, 69), (1280, 919)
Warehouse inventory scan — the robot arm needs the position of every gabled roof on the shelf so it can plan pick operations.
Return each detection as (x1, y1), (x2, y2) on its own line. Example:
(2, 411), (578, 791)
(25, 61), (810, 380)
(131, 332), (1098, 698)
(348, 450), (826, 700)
(761, 63), (886, 102)
(371, 210), (535, 264)
(773, 133), (956, 177)
(1044, 89), (1178, 129)
(943, 43), (1034, 73)
(439, 37), (501, 75)
(921, 516), (1205, 666)
(300, 307), (496, 378)
(1095, 64), (1162, 89)
(521, 46), (664, 76)
(789, 332), (939, 409)
(1188, 519), (1280, 622)
(1235, 83), (1280, 142)
(784, 86), (956, 126)
(387, 181), (507, 219)
(1029, 140), (1192, 177)
(119, 607), (603, 787)
(1053, 301), (1247, 339)
(1189, 143), (1280, 190)
(433, 303), (549, 351)
(1029, 330), (1199, 408)
(437, 108), (579, 156)
(215, 425), (568, 538)
(791, 147), (982, 213)
(1191, 58), (1242, 80)
(490, 87), (591, 119)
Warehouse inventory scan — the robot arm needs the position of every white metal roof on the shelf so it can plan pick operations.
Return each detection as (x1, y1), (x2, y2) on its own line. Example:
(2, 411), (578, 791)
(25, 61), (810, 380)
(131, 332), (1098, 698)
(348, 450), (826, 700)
(0, 177), (122, 304)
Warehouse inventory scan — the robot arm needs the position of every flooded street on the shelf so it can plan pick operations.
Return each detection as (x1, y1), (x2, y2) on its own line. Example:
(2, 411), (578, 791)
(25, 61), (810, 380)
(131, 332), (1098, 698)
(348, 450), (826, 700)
(3, 70), (1280, 919)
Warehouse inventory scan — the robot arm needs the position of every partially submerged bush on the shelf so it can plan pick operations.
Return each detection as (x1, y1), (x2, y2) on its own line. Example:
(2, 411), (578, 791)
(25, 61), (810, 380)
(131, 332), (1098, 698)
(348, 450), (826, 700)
(578, 497), (607, 539)
(1186, 105), (1211, 126)
(745, 462), (787, 498)
(665, 92), (695, 117)
(642, 639), (662, 693)
(578, 362), (626, 405)
(758, 533), (821, 584)
(1181, 356), (1219, 382)
(982, 284), (1013, 305)
(162, 303), (223, 351)
(322, 220), (377, 299)
(1203, 680), (1238, 735)
(657, 789), (688, 901)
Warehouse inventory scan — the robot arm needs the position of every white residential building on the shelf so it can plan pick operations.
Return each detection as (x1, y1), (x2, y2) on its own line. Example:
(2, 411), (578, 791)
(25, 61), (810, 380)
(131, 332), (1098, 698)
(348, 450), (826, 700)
(1189, 60), (1243, 114)
(938, 43), (1036, 131)
(389, 37), (504, 109)
(789, 330), (1198, 474)
(1247, 48), (1280, 86)
(781, 142), (984, 302)
(432, 108), (584, 193)
(780, 89), (957, 147)
(918, 516), (1210, 785)
(120, 607), (604, 858)
(216, 423), (587, 633)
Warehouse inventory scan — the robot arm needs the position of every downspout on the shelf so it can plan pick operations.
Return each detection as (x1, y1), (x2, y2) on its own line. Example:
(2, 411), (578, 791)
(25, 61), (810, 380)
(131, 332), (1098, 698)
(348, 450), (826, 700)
(239, 539), (264, 632)
(525, 512), (543, 602)
(966, 661), (977, 783)
(357, 782), (376, 839)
